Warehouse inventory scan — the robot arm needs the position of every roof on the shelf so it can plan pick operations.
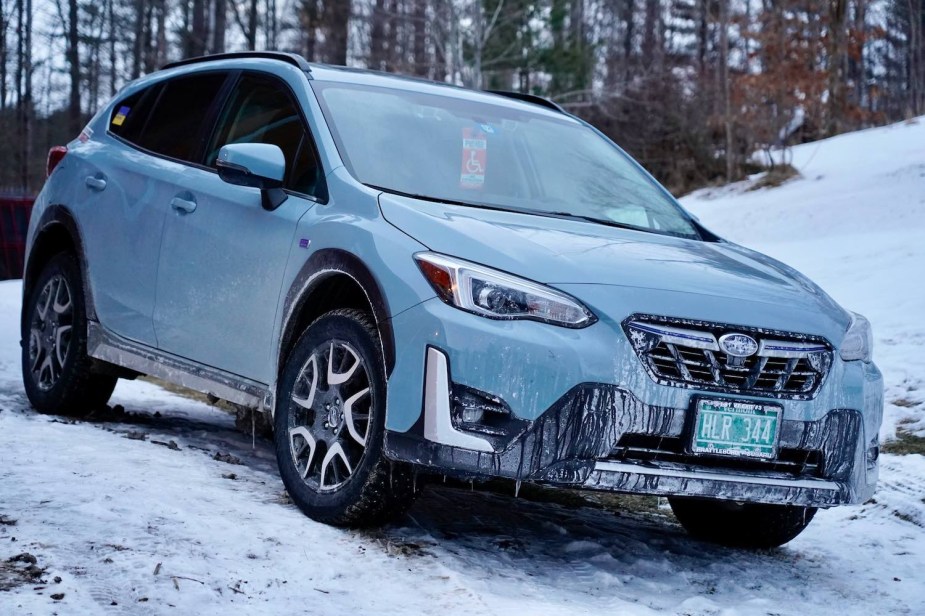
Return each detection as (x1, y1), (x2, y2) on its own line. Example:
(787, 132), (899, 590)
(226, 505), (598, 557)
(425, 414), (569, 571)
(160, 52), (564, 115)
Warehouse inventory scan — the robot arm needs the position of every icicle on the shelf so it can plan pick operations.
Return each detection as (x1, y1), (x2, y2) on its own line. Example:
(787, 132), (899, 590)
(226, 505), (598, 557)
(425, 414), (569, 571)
(515, 480), (522, 498)
(251, 410), (256, 449)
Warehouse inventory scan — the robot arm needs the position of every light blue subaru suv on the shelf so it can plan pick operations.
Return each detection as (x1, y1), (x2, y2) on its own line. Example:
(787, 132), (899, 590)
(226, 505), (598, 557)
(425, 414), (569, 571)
(21, 52), (882, 548)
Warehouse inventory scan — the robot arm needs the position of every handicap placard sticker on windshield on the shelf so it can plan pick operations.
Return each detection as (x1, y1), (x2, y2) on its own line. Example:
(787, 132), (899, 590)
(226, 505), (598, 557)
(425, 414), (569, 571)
(460, 127), (487, 189)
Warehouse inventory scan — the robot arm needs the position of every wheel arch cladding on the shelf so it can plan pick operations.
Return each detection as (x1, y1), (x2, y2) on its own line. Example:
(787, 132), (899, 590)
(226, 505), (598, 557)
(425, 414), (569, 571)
(279, 249), (396, 379)
(23, 206), (96, 333)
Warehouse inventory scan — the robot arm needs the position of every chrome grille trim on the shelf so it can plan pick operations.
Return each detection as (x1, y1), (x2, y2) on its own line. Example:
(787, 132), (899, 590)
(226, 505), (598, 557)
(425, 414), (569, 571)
(623, 316), (833, 400)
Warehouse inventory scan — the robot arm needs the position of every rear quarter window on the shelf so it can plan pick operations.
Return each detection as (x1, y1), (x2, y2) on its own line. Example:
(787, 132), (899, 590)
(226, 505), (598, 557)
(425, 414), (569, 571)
(108, 85), (160, 144)
(109, 72), (229, 164)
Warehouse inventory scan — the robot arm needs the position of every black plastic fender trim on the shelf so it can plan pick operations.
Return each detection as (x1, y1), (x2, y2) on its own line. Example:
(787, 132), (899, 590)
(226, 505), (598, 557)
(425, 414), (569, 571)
(23, 205), (97, 332)
(278, 248), (396, 378)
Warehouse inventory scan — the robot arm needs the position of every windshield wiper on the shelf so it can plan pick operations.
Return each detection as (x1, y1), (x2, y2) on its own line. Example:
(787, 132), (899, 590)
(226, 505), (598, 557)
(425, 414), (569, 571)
(369, 185), (700, 239)
(544, 211), (640, 230)
(545, 210), (701, 240)
(366, 184), (472, 208)
(367, 184), (552, 218)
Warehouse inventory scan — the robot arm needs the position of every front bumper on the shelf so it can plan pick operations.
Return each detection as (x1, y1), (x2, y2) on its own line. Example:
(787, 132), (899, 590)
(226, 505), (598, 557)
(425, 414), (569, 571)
(386, 369), (867, 506)
(384, 298), (883, 507)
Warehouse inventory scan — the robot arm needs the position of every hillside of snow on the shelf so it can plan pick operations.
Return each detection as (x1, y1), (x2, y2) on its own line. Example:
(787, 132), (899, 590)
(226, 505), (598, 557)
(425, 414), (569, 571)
(682, 116), (925, 440)
(1, 118), (924, 615)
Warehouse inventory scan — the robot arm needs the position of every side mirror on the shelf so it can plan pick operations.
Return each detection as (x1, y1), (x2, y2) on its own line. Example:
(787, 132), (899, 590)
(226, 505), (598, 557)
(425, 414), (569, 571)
(216, 143), (289, 211)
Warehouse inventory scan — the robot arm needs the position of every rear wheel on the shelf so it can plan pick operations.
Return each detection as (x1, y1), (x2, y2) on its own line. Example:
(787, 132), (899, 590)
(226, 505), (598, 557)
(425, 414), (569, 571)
(274, 309), (416, 527)
(668, 497), (817, 549)
(21, 253), (117, 416)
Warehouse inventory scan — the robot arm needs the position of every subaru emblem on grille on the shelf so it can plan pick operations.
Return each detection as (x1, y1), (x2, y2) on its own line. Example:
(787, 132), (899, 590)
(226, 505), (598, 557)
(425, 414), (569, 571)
(719, 333), (759, 357)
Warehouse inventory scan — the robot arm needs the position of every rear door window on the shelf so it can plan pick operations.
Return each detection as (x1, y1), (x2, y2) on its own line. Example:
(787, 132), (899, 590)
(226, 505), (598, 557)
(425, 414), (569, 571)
(131, 72), (229, 163)
(206, 73), (323, 198)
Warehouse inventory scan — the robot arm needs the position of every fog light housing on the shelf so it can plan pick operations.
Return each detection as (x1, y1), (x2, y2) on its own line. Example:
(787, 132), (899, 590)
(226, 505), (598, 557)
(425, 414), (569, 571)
(460, 405), (485, 424)
(867, 437), (880, 471)
(450, 384), (529, 448)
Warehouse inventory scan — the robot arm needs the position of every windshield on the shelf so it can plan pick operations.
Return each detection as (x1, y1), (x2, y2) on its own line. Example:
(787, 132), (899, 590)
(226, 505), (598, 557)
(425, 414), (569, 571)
(312, 81), (700, 239)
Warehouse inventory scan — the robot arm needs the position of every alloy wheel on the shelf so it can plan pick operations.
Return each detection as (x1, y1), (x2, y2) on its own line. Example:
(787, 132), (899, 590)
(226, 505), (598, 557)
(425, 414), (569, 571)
(28, 274), (74, 392)
(287, 339), (372, 492)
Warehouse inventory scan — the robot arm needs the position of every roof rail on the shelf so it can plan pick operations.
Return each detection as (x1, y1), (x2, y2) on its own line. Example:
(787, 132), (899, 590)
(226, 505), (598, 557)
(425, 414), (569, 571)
(162, 51), (311, 73)
(484, 90), (564, 113)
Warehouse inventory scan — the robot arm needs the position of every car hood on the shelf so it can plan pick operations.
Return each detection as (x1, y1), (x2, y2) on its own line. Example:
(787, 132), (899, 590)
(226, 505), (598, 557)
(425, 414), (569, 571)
(379, 194), (849, 331)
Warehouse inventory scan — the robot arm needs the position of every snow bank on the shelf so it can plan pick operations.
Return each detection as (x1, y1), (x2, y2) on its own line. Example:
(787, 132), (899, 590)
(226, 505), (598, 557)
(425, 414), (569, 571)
(682, 117), (925, 440)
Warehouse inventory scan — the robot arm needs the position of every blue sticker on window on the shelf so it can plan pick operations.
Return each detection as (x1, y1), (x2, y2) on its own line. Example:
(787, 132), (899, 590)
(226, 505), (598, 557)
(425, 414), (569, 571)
(112, 106), (131, 127)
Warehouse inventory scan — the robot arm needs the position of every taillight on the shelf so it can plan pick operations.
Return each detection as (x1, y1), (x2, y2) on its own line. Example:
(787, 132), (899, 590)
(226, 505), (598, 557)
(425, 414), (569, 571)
(47, 146), (68, 178)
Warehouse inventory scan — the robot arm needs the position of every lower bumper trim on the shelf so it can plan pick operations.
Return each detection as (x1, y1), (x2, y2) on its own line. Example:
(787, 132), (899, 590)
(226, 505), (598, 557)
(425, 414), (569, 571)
(594, 461), (840, 491)
(585, 460), (844, 506)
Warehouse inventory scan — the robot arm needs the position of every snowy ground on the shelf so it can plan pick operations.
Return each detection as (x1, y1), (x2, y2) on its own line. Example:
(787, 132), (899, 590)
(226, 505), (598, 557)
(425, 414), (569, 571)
(2, 118), (925, 614)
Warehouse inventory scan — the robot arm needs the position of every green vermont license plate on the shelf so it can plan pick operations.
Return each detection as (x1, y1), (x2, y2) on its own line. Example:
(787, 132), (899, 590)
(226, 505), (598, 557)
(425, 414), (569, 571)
(691, 398), (782, 459)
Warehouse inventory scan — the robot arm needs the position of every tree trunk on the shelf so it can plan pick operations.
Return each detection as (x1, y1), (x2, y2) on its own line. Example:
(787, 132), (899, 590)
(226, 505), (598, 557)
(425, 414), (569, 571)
(108, 0), (117, 95)
(642, 0), (659, 65)
(413, 0), (427, 76)
(247, 0), (257, 50)
(16, 0), (33, 189)
(719, 0), (734, 182)
(325, 0), (350, 65)
(826, 0), (848, 135)
(67, 0), (81, 136)
(622, 0), (635, 82)
(191, 0), (208, 56)
(214, 0), (227, 53)
(265, 0), (277, 49)
(302, 0), (318, 61)
(1, 2), (7, 111)
(369, 0), (386, 70)
(132, 0), (146, 78)
(156, 0), (167, 65)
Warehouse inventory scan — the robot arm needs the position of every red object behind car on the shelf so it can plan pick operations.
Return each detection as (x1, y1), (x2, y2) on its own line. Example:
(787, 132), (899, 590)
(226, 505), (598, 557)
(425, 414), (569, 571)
(0, 196), (34, 280)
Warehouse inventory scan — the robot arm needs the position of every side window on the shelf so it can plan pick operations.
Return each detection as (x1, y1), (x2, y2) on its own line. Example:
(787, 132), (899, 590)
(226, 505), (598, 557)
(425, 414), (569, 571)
(133, 72), (228, 162)
(207, 73), (322, 197)
(108, 84), (161, 145)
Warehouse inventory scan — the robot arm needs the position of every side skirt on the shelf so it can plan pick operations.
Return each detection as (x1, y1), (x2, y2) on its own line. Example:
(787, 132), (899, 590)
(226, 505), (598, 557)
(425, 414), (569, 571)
(87, 322), (268, 410)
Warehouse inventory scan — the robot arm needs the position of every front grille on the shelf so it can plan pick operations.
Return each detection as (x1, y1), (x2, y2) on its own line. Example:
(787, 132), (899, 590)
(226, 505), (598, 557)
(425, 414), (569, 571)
(624, 315), (832, 400)
(611, 433), (824, 477)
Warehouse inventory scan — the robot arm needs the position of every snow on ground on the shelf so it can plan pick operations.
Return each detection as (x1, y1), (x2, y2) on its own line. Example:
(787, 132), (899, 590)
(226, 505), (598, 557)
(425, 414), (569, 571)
(2, 118), (925, 615)
(682, 116), (925, 440)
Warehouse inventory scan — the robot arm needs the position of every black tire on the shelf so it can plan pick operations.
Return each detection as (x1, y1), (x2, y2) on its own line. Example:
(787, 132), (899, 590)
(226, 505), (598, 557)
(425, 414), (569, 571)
(274, 308), (417, 527)
(669, 497), (817, 549)
(21, 253), (118, 416)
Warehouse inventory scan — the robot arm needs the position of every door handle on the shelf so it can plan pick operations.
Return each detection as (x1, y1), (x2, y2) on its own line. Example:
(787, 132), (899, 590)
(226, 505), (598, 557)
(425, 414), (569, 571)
(170, 196), (197, 213)
(85, 175), (107, 191)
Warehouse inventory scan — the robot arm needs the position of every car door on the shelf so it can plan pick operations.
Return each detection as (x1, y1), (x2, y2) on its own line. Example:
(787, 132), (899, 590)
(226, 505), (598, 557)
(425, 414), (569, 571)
(77, 72), (230, 347)
(152, 71), (325, 384)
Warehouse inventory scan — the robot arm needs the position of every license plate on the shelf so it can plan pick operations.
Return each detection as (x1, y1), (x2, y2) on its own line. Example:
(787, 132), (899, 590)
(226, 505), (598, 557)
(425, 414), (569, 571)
(690, 398), (781, 459)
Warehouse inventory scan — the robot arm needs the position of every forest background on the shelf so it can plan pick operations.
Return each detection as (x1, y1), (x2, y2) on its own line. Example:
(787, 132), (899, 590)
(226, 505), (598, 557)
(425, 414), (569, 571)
(1, 0), (923, 195)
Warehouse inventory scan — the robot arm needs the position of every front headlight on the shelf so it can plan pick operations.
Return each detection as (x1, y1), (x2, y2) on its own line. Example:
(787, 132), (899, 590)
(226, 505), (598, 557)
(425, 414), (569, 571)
(414, 252), (596, 328)
(840, 312), (873, 362)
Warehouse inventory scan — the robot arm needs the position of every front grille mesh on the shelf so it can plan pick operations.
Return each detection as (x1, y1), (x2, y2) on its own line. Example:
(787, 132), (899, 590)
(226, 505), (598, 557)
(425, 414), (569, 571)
(625, 316), (832, 400)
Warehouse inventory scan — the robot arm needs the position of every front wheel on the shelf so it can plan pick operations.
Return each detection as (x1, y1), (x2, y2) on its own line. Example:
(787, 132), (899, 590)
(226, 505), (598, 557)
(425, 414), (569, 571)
(274, 309), (417, 527)
(21, 253), (117, 416)
(668, 497), (817, 549)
